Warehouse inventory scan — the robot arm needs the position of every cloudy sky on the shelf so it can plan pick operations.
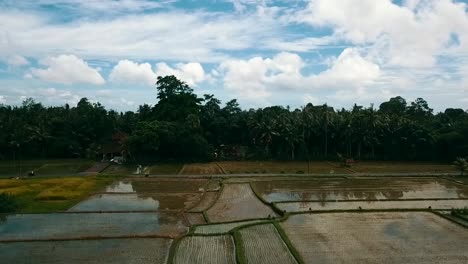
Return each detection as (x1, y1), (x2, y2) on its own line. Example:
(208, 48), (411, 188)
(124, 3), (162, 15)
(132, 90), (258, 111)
(1, 0), (467, 111)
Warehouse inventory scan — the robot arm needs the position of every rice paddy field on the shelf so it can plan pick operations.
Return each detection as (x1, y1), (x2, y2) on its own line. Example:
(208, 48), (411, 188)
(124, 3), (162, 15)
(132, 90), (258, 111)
(1, 163), (467, 263)
(173, 235), (236, 264)
(206, 183), (278, 222)
(0, 238), (172, 264)
(238, 224), (298, 264)
(280, 212), (468, 263)
(180, 162), (225, 175)
(217, 161), (350, 174)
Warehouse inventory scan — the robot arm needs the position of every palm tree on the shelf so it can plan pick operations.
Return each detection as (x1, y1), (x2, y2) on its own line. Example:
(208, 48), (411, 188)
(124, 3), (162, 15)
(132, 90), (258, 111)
(453, 157), (468, 176)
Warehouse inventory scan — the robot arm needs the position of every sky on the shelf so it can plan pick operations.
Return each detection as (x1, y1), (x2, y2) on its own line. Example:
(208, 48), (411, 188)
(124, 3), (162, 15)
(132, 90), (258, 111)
(0, 0), (467, 112)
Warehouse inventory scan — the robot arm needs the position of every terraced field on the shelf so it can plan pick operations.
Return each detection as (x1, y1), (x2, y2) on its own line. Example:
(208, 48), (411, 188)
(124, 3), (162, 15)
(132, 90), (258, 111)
(239, 224), (298, 264)
(252, 177), (468, 202)
(277, 199), (468, 212)
(0, 238), (172, 264)
(0, 212), (187, 241)
(193, 220), (266, 234)
(1, 174), (468, 263)
(206, 183), (277, 222)
(281, 212), (468, 263)
(173, 235), (236, 264)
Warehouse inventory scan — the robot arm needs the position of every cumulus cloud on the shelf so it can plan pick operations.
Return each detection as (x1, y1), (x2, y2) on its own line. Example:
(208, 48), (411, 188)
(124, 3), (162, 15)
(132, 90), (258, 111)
(219, 49), (380, 103)
(109, 59), (209, 87)
(297, 0), (468, 68)
(109, 60), (157, 86)
(30, 55), (105, 85)
(155, 62), (207, 86)
(7, 55), (29, 66)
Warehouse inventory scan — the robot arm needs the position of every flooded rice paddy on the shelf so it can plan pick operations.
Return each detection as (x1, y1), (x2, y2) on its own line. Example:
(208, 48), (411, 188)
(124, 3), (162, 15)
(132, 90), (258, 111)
(1, 176), (468, 263)
(0, 238), (172, 264)
(70, 193), (201, 211)
(280, 212), (468, 263)
(252, 178), (468, 202)
(277, 199), (468, 212)
(0, 212), (187, 241)
(206, 183), (278, 222)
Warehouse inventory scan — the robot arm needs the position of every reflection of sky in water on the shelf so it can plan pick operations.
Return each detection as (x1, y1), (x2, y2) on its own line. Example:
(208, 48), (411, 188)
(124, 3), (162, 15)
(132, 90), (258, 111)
(105, 181), (135, 193)
(263, 180), (468, 202)
(69, 194), (159, 211)
(0, 212), (186, 240)
(278, 199), (468, 211)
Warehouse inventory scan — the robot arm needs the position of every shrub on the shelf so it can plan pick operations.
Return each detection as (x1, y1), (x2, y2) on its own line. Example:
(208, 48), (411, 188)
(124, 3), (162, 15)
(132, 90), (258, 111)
(0, 193), (20, 213)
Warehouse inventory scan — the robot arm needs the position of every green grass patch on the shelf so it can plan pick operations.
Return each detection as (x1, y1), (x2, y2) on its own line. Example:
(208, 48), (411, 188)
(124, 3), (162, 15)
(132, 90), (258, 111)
(0, 159), (95, 176)
(0, 175), (118, 213)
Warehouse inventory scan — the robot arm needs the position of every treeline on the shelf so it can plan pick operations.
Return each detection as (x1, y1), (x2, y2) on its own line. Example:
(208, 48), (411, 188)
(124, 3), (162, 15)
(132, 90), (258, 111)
(0, 75), (467, 162)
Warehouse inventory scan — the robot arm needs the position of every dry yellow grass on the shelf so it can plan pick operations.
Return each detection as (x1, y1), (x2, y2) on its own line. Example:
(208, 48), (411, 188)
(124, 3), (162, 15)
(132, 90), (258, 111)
(0, 176), (117, 212)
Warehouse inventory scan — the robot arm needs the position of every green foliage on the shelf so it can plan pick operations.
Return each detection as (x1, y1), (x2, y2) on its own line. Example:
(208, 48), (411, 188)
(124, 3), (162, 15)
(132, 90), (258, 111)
(453, 157), (468, 176)
(0, 193), (19, 213)
(0, 75), (467, 162)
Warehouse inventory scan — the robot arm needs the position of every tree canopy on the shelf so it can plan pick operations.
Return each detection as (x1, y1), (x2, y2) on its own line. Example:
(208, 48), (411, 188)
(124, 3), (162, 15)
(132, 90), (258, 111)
(1, 75), (467, 163)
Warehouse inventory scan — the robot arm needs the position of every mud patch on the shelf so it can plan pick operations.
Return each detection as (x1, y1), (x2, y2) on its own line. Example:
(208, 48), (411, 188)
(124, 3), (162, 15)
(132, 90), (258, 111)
(206, 184), (277, 222)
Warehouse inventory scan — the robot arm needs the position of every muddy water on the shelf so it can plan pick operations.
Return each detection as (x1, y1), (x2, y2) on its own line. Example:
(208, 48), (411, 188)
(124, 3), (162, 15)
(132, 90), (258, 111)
(0, 238), (172, 264)
(105, 181), (135, 193)
(0, 212), (187, 241)
(277, 199), (468, 212)
(70, 193), (201, 212)
(253, 178), (468, 202)
(106, 179), (208, 193)
(206, 184), (277, 222)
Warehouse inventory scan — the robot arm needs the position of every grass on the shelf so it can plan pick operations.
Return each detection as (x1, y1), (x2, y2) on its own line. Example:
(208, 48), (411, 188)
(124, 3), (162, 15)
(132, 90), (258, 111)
(0, 175), (118, 213)
(0, 159), (95, 176)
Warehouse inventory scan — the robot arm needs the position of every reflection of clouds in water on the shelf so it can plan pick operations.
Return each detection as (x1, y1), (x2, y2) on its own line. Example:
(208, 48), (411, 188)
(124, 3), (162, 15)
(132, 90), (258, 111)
(105, 181), (135, 193)
(70, 194), (159, 211)
(261, 179), (468, 203)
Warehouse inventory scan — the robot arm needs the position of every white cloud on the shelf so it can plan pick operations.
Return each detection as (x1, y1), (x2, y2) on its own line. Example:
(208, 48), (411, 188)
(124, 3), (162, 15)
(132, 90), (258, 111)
(30, 54), (105, 85)
(219, 49), (380, 103)
(109, 60), (157, 86)
(0, 9), (285, 63)
(109, 60), (208, 86)
(7, 55), (29, 66)
(298, 0), (468, 68)
(0, 95), (5, 104)
(155, 62), (208, 86)
(317, 48), (380, 86)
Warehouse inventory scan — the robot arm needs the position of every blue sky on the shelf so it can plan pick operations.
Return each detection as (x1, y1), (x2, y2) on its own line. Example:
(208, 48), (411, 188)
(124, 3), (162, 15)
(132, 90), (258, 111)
(0, 0), (467, 112)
